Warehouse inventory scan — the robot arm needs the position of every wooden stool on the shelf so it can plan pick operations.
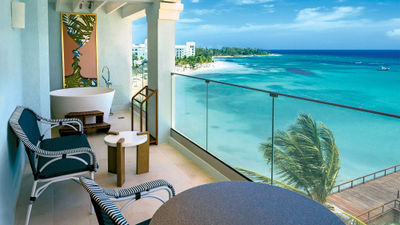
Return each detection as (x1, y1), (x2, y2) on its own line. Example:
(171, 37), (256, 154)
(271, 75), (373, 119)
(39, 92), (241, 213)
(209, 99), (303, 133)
(104, 131), (149, 187)
(59, 110), (111, 136)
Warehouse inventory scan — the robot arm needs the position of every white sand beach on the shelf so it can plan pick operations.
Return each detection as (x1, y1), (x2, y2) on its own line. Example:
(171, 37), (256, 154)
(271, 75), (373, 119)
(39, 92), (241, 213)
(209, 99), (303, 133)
(174, 54), (282, 74)
(174, 60), (231, 74)
(213, 54), (281, 58)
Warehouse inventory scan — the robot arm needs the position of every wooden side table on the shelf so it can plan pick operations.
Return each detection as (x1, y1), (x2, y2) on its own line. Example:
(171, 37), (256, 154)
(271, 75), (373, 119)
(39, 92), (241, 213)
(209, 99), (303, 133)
(104, 131), (149, 187)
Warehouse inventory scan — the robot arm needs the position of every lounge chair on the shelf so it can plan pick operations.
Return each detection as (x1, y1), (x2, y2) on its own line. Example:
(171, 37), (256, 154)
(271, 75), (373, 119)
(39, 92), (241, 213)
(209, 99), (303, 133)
(9, 106), (97, 225)
(79, 176), (175, 225)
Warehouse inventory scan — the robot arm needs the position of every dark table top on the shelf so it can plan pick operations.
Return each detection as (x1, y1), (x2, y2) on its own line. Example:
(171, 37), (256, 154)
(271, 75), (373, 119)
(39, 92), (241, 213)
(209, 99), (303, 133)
(150, 181), (344, 225)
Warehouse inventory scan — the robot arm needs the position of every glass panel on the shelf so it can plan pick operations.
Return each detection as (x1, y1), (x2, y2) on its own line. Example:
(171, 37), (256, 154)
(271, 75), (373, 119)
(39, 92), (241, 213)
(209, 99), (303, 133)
(173, 75), (207, 148)
(132, 62), (148, 95)
(207, 81), (273, 181)
(274, 95), (400, 196)
(132, 62), (148, 112)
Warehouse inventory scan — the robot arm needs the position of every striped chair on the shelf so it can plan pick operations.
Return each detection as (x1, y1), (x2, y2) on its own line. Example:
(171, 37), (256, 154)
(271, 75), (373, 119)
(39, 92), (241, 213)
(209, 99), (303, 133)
(79, 176), (175, 225)
(9, 106), (97, 225)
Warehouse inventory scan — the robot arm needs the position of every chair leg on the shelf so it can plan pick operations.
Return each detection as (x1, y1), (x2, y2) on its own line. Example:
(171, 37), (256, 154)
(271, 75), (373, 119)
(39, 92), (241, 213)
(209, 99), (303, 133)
(90, 172), (95, 215)
(25, 181), (38, 225)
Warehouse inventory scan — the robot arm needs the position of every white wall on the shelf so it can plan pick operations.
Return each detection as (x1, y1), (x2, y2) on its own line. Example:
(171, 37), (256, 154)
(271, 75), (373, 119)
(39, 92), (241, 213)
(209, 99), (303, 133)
(98, 10), (132, 111)
(0, 0), (50, 224)
(48, 3), (133, 112)
(0, 2), (24, 224)
(22, 0), (51, 116)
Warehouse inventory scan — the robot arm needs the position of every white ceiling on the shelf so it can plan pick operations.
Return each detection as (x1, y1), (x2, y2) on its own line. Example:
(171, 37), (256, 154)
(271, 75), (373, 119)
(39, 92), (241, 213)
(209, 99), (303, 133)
(50, 0), (181, 20)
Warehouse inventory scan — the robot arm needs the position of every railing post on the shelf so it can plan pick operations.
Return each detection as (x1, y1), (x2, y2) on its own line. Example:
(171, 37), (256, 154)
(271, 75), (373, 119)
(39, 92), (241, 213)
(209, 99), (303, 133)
(384, 170), (387, 176)
(363, 177), (365, 184)
(395, 166), (397, 172)
(338, 186), (341, 193)
(205, 80), (210, 151)
(140, 103), (143, 132)
(351, 181), (353, 188)
(270, 93), (278, 185)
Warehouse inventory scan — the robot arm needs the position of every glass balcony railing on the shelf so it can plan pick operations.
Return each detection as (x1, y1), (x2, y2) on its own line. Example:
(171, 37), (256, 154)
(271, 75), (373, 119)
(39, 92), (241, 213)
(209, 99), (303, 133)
(132, 61), (148, 97)
(171, 72), (400, 224)
(173, 75), (207, 148)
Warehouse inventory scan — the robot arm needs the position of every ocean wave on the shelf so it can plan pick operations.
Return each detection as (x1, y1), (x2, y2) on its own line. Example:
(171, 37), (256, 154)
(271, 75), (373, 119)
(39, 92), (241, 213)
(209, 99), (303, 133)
(261, 68), (285, 73)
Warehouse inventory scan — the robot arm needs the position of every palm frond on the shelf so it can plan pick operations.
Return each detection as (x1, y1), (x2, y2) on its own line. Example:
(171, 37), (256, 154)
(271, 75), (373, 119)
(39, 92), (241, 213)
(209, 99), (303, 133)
(258, 113), (340, 203)
(235, 167), (307, 196)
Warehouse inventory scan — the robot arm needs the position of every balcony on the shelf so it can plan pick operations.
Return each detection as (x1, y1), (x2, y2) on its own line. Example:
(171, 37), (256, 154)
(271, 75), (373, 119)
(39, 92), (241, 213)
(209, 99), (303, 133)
(14, 111), (215, 225)
(2, 0), (397, 224)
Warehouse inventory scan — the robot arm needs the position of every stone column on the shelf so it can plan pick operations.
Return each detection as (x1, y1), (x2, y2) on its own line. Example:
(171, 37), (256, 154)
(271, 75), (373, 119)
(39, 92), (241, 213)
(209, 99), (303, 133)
(146, 1), (183, 143)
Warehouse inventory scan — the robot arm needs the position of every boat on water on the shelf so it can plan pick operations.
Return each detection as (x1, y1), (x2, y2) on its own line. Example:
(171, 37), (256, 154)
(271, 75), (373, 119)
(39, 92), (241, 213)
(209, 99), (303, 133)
(377, 66), (390, 71)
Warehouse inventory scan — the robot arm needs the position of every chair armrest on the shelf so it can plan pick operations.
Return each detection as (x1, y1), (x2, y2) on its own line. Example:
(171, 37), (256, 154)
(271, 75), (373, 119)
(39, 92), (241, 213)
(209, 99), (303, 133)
(35, 147), (97, 170)
(39, 117), (84, 132)
(104, 179), (175, 199)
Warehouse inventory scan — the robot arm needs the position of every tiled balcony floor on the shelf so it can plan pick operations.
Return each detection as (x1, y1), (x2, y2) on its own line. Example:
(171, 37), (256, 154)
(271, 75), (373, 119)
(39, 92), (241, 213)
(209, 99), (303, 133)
(14, 111), (215, 225)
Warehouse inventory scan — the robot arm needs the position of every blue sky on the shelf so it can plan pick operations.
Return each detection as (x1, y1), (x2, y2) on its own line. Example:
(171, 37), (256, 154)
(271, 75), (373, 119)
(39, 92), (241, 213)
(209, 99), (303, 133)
(132, 0), (400, 49)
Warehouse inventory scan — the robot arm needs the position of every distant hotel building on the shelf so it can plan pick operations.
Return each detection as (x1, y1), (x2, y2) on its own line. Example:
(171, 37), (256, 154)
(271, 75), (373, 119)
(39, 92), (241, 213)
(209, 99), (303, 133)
(175, 42), (195, 58)
(132, 39), (147, 60)
(132, 40), (195, 60)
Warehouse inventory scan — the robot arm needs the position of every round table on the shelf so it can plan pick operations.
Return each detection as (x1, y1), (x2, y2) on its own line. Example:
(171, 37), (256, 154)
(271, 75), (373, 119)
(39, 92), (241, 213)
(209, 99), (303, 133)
(104, 131), (149, 187)
(104, 131), (147, 147)
(150, 181), (344, 225)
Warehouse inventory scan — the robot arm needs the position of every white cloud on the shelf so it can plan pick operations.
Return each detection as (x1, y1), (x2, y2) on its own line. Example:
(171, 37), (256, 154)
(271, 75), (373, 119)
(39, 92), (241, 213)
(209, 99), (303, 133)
(387, 28), (400, 38)
(192, 0), (199, 3)
(235, 0), (274, 5)
(178, 18), (202, 23)
(178, 6), (400, 41)
(263, 4), (275, 13)
(192, 9), (216, 15)
(296, 6), (364, 22)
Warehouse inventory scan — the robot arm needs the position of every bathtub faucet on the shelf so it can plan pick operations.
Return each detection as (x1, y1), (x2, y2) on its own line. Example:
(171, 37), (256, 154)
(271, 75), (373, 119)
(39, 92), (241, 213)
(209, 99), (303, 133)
(101, 66), (113, 116)
(101, 66), (112, 88)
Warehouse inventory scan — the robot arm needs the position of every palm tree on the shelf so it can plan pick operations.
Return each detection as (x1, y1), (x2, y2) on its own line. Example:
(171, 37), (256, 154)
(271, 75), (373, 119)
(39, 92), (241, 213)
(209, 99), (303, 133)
(237, 115), (368, 224)
(239, 113), (340, 204)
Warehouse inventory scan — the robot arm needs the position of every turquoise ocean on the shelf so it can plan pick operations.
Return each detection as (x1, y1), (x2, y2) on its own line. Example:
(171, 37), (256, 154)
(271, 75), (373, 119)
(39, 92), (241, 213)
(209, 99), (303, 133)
(174, 50), (400, 183)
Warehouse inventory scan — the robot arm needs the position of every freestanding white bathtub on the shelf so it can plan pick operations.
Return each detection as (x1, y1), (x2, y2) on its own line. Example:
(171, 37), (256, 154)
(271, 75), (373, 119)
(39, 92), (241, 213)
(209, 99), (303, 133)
(50, 87), (115, 122)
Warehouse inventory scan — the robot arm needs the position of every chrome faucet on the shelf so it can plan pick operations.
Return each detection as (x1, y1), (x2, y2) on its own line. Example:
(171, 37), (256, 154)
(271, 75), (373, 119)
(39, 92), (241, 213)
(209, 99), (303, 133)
(101, 66), (113, 116)
(101, 66), (112, 88)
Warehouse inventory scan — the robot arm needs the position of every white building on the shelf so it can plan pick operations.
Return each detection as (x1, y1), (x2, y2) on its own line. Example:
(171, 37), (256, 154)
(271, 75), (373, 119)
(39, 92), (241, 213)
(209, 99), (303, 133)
(133, 40), (195, 59)
(132, 39), (147, 60)
(175, 42), (195, 58)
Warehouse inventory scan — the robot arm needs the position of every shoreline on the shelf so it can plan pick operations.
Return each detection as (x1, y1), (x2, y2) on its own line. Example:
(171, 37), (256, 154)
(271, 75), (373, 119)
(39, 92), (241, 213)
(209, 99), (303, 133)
(174, 61), (222, 74)
(214, 54), (281, 58)
(174, 54), (282, 74)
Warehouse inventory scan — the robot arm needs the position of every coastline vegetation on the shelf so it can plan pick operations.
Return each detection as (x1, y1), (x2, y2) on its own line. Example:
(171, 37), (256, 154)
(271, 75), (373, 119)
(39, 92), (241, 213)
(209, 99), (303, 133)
(175, 55), (214, 69)
(196, 47), (269, 57)
(175, 47), (269, 69)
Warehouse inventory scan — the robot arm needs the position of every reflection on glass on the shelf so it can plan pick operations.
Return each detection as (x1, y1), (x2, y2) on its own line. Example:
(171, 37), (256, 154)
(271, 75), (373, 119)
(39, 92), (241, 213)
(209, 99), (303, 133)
(207, 82), (272, 178)
(173, 76), (207, 148)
